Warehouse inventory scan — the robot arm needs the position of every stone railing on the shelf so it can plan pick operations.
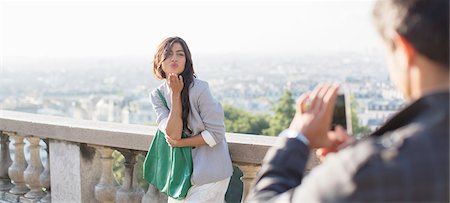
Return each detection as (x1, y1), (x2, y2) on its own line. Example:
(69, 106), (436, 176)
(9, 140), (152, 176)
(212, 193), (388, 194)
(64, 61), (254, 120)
(0, 110), (277, 203)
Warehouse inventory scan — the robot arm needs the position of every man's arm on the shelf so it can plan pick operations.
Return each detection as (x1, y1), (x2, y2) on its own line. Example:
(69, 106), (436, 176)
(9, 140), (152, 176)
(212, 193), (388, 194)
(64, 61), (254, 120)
(247, 137), (310, 202)
(248, 135), (375, 203)
(247, 84), (355, 202)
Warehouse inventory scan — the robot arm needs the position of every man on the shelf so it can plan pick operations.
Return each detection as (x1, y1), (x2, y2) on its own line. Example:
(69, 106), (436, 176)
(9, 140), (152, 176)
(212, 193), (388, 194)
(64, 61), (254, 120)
(247, 0), (449, 202)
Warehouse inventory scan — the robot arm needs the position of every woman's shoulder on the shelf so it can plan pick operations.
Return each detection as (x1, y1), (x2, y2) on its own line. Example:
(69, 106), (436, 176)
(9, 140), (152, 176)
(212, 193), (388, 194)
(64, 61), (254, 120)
(149, 81), (167, 99)
(191, 78), (210, 93)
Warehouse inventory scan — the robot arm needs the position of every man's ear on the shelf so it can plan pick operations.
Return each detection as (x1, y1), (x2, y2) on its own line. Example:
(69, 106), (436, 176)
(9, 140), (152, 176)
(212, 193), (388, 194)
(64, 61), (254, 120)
(393, 33), (416, 68)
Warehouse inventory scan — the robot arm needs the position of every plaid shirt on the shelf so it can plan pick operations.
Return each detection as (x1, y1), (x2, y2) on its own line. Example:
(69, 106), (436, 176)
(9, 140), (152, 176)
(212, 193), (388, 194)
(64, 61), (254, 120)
(248, 92), (449, 202)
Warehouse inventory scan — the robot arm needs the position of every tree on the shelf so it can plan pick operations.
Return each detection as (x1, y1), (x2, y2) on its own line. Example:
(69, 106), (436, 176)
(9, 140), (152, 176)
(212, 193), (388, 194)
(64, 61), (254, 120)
(350, 95), (371, 139)
(223, 104), (269, 135)
(262, 90), (296, 136)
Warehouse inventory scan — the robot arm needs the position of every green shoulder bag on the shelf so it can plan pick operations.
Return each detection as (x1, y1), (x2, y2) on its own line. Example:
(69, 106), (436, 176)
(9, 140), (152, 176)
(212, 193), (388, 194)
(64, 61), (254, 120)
(143, 89), (193, 200)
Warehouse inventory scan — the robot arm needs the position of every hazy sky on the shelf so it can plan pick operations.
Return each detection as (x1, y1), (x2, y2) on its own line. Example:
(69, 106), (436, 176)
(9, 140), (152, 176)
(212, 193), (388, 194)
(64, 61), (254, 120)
(1, 0), (381, 58)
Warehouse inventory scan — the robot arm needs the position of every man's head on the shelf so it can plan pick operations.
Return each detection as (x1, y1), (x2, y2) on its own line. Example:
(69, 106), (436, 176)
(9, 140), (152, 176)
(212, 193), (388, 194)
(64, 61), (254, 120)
(373, 0), (449, 100)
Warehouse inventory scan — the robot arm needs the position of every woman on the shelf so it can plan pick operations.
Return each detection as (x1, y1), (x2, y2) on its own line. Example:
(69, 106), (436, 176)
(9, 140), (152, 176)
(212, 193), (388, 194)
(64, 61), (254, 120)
(150, 36), (233, 203)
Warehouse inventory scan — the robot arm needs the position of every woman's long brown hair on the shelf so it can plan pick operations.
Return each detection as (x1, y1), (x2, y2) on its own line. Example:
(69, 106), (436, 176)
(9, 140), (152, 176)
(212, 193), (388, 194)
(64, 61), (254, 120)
(153, 37), (196, 134)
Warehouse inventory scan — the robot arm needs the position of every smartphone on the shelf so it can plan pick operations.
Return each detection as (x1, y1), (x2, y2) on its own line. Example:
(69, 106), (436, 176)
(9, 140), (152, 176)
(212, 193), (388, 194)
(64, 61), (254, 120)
(332, 94), (352, 134)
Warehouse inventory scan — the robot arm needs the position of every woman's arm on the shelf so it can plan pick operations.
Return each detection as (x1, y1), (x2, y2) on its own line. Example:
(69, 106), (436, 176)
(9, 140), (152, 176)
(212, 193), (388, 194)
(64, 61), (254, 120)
(165, 81), (221, 148)
(165, 134), (206, 147)
(150, 88), (169, 130)
(165, 73), (184, 140)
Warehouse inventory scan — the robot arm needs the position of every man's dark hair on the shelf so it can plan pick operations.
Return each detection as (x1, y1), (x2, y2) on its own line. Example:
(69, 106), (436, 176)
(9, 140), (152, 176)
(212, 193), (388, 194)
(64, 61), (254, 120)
(373, 0), (449, 67)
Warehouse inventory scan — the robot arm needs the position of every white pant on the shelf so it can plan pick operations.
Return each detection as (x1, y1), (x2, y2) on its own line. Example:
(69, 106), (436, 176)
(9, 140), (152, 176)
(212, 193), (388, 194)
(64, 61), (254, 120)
(168, 177), (231, 203)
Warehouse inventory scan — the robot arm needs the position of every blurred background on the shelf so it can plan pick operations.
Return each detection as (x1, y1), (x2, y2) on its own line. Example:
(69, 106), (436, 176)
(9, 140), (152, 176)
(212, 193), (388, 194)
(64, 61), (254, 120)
(1, 1), (406, 201)
(1, 0), (404, 134)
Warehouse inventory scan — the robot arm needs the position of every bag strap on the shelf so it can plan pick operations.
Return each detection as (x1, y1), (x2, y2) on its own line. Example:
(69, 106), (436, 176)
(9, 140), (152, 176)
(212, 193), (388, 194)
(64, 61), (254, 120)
(156, 89), (170, 110)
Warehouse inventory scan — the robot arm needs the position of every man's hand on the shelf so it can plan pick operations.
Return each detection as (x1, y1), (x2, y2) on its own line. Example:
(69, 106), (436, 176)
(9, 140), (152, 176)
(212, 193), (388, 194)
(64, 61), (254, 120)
(289, 84), (339, 149)
(316, 125), (354, 161)
(167, 73), (184, 95)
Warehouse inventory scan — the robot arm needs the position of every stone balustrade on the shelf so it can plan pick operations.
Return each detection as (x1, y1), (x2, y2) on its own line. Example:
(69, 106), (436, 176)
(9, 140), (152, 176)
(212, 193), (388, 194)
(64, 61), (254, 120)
(0, 110), (277, 203)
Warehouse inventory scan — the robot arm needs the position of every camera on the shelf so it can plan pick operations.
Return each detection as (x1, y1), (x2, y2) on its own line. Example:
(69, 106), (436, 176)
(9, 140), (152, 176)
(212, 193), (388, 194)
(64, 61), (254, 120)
(332, 93), (352, 134)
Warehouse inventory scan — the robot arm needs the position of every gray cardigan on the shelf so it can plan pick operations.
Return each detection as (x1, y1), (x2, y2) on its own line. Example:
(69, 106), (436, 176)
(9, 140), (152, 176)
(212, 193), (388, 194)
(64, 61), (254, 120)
(150, 78), (233, 186)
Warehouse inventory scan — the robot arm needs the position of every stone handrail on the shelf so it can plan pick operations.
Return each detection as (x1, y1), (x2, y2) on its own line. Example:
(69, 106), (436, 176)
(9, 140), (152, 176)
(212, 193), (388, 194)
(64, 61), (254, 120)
(0, 110), (277, 202)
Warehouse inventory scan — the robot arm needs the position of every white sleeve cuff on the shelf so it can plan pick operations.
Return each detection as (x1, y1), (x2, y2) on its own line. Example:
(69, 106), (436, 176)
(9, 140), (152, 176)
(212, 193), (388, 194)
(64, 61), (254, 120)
(158, 118), (168, 134)
(201, 130), (217, 147)
(280, 129), (310, 146)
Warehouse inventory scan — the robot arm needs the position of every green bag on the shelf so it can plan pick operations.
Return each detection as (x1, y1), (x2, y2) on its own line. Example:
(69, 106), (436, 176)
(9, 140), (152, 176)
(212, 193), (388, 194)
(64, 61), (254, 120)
(143, 89), (193, 200)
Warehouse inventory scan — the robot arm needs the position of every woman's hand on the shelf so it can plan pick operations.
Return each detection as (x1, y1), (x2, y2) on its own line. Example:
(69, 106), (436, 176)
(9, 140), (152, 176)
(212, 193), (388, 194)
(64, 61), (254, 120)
(167, 73), (184, 95)
(288, 84), (340, 149)
(165, 73), (184, 141)
(165, 134), (183, 147)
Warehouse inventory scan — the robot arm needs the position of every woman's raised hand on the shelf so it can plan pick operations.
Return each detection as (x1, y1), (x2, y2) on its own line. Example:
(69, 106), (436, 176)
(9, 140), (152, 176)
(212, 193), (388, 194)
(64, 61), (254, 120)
(167, 73), (184, 95)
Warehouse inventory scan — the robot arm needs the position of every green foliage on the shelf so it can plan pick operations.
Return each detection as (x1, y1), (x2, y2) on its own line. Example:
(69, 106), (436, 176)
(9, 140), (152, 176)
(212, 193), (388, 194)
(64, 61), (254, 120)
(135, 153), (149, 191)
(112, 150), (124, 184)
(223, 90), (295, 136)
(223, 90), (371, 139)
(112, 150), (149, 191)
(262, 91), (296, 136)
(350, 95), (371, 138)
(223, 104), (269, 135)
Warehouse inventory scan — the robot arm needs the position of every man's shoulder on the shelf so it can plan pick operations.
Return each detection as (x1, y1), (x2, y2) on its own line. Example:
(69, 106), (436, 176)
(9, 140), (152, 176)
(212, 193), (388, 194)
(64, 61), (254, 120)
(340, 124), (435, 170)
(332, 124), (449, 200)
(323, 128), (418, 180)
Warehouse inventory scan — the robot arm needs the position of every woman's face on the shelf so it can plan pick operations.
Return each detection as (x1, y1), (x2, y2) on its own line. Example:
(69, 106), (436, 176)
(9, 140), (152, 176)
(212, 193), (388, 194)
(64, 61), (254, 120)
(162, 42), (186, 76)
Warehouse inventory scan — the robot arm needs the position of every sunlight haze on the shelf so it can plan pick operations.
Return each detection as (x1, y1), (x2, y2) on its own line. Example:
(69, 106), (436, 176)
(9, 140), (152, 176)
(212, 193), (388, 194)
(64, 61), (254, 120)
(1, 0), (380, 58)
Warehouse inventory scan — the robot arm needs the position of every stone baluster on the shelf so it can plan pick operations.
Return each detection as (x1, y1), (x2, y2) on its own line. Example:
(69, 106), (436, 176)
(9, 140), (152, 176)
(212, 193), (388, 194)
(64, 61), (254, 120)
(23, 136), (45, 200)
(7, 132), (29, 195)
(116, 149), (144, 203)
(0, 132), (13, 191)
(39, 139), (51, 203)
(141, 182), (167, 203)
(141, 150), (167, 203)
(94, 146), (118, 203)
(235, 162), (261, 202)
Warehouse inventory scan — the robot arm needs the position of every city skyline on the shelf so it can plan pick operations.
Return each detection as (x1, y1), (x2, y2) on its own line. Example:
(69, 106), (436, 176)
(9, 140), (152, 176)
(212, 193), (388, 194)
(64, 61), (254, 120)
(0, 51), (402, 132)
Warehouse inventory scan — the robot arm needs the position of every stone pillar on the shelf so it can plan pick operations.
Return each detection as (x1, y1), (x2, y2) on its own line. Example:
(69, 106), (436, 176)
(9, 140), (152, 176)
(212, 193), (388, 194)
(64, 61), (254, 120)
(0, 132), (13, 191)
(141, 184), (167, 203)
(94, 146), (118, 203)
(141, 149), (167, 203)
(39, 139), (51, 203)
(116, 149), (144, 203)
(23, 136), (45, 200)
(50, 140), (101, 203)
(235, 162), (260, 202)
(7, 132), (29, 195)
